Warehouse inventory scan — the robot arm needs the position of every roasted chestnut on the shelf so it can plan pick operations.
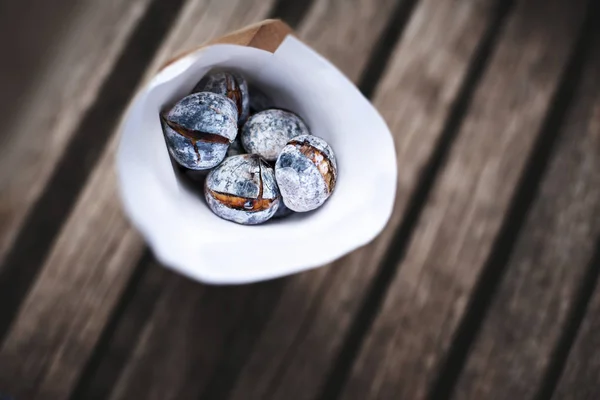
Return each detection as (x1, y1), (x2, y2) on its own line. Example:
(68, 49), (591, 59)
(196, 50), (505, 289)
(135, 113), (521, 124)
(275, 135), (337, 212)
(161, 92), (238, 170)
(241, 109), (310, 162)
(205, 154), (280, 224)
(192, 70), (250, 123)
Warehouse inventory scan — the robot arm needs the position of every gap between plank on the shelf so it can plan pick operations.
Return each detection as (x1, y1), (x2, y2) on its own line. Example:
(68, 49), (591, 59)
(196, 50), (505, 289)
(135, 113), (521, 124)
(357, 0), (420, 99)
(316, 0), (515, 399)
(533, 234), (600, 400)
(68, 251), (155, 400)
(262, 270), (338, 397)
(268, 0), (316, 29)
(0, 0), (187, 347)
(427, 0), (598, 398)
(196, 278), (289, 400)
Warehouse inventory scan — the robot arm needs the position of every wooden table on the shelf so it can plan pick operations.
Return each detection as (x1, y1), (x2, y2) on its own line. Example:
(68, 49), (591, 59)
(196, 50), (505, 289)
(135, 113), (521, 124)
(1, 0), (599, 398)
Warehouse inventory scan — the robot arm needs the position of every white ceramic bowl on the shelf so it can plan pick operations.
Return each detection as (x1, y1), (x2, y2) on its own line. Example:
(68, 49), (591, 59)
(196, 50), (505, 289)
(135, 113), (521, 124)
(117, 36), (397, 284)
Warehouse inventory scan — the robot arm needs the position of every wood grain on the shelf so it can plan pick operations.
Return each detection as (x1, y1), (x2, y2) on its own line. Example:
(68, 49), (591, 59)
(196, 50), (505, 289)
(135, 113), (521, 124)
(209, 19), (293, 53)
(0, 0), (82, 134)
(452, 17), (600, 400)
(109, 277), (267, 400)
(0, 0), (154, 268)
(552, 246), (600, 400)
(548, 28), (600, 400)
(0, 0), (275, 399)
(296, 0), (398, 86)
(229, 0), (498, 399)
(1, 0), (594, 399)
(341, 0), (588, 398)
(70, 256), (172, 400)
(162, 19), (293, 69)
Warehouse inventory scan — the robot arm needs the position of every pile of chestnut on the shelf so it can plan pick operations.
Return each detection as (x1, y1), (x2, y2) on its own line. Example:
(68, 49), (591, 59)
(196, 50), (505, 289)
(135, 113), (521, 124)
(160, 70), (337, 225)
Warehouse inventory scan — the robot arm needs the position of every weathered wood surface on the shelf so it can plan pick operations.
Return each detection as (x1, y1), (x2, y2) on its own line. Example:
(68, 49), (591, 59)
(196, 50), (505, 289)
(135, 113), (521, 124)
(0, 0), (156, 267)
(342, 0), (588, 398)
(0, 0), (174, 359)
(1, 0), (600, 399)
(552, 242), (600, 400)
(452, 15), (600, 400)
(0, 0), (82, 129)
(548, 27), (600, 400)
(0, 0), (276, 398)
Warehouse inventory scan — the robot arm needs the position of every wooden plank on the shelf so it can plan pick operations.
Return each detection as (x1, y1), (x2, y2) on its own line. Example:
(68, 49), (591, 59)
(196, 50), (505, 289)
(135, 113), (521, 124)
(108, 276), (262, 400)
(451, 19), (600, 400)
(139, 0), (277, 80)
(0, 1), (276, 399)
(106, 276), (286, 400)
(160, 19), (294, 72)
(69, 256), (173, 400)
(552, 245), (600, 400)
(0, 0), (155, 267)
(341, 0), (588, 398)
(228, 0), (500, 399)
(0, 0), (81, 133)
(296, 0), (399, 85)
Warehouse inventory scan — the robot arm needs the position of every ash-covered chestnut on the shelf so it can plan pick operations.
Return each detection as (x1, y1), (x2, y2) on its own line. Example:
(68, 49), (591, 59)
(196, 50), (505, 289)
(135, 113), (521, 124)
(241, 109), (311, 162)
(161, 92), (237, 170)
(205, 154), (280, 225)
(192, 70), (249, 123)
(275, 135), (337, 212)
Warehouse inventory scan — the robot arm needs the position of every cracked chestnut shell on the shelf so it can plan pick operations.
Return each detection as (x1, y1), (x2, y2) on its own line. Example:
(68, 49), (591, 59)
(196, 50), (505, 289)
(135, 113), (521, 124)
(205, 154), (280, 225)
(192, 70), (250, 124)
(275, 135), (337, 212)
(161, 92), (238, 170)
(241, 109), (311, 162)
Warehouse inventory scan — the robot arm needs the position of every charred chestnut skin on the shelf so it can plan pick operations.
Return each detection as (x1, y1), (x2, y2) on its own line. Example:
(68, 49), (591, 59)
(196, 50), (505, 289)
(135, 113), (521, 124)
(192, 70), (250, 124)
(275, 135), (337, 212)
(205, 154), (280, 225)
(161, 92), (238, 170)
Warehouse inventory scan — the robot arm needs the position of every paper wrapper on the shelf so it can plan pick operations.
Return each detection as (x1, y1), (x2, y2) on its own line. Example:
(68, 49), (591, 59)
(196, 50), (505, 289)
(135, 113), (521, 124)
(117, 20), (397, 284)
